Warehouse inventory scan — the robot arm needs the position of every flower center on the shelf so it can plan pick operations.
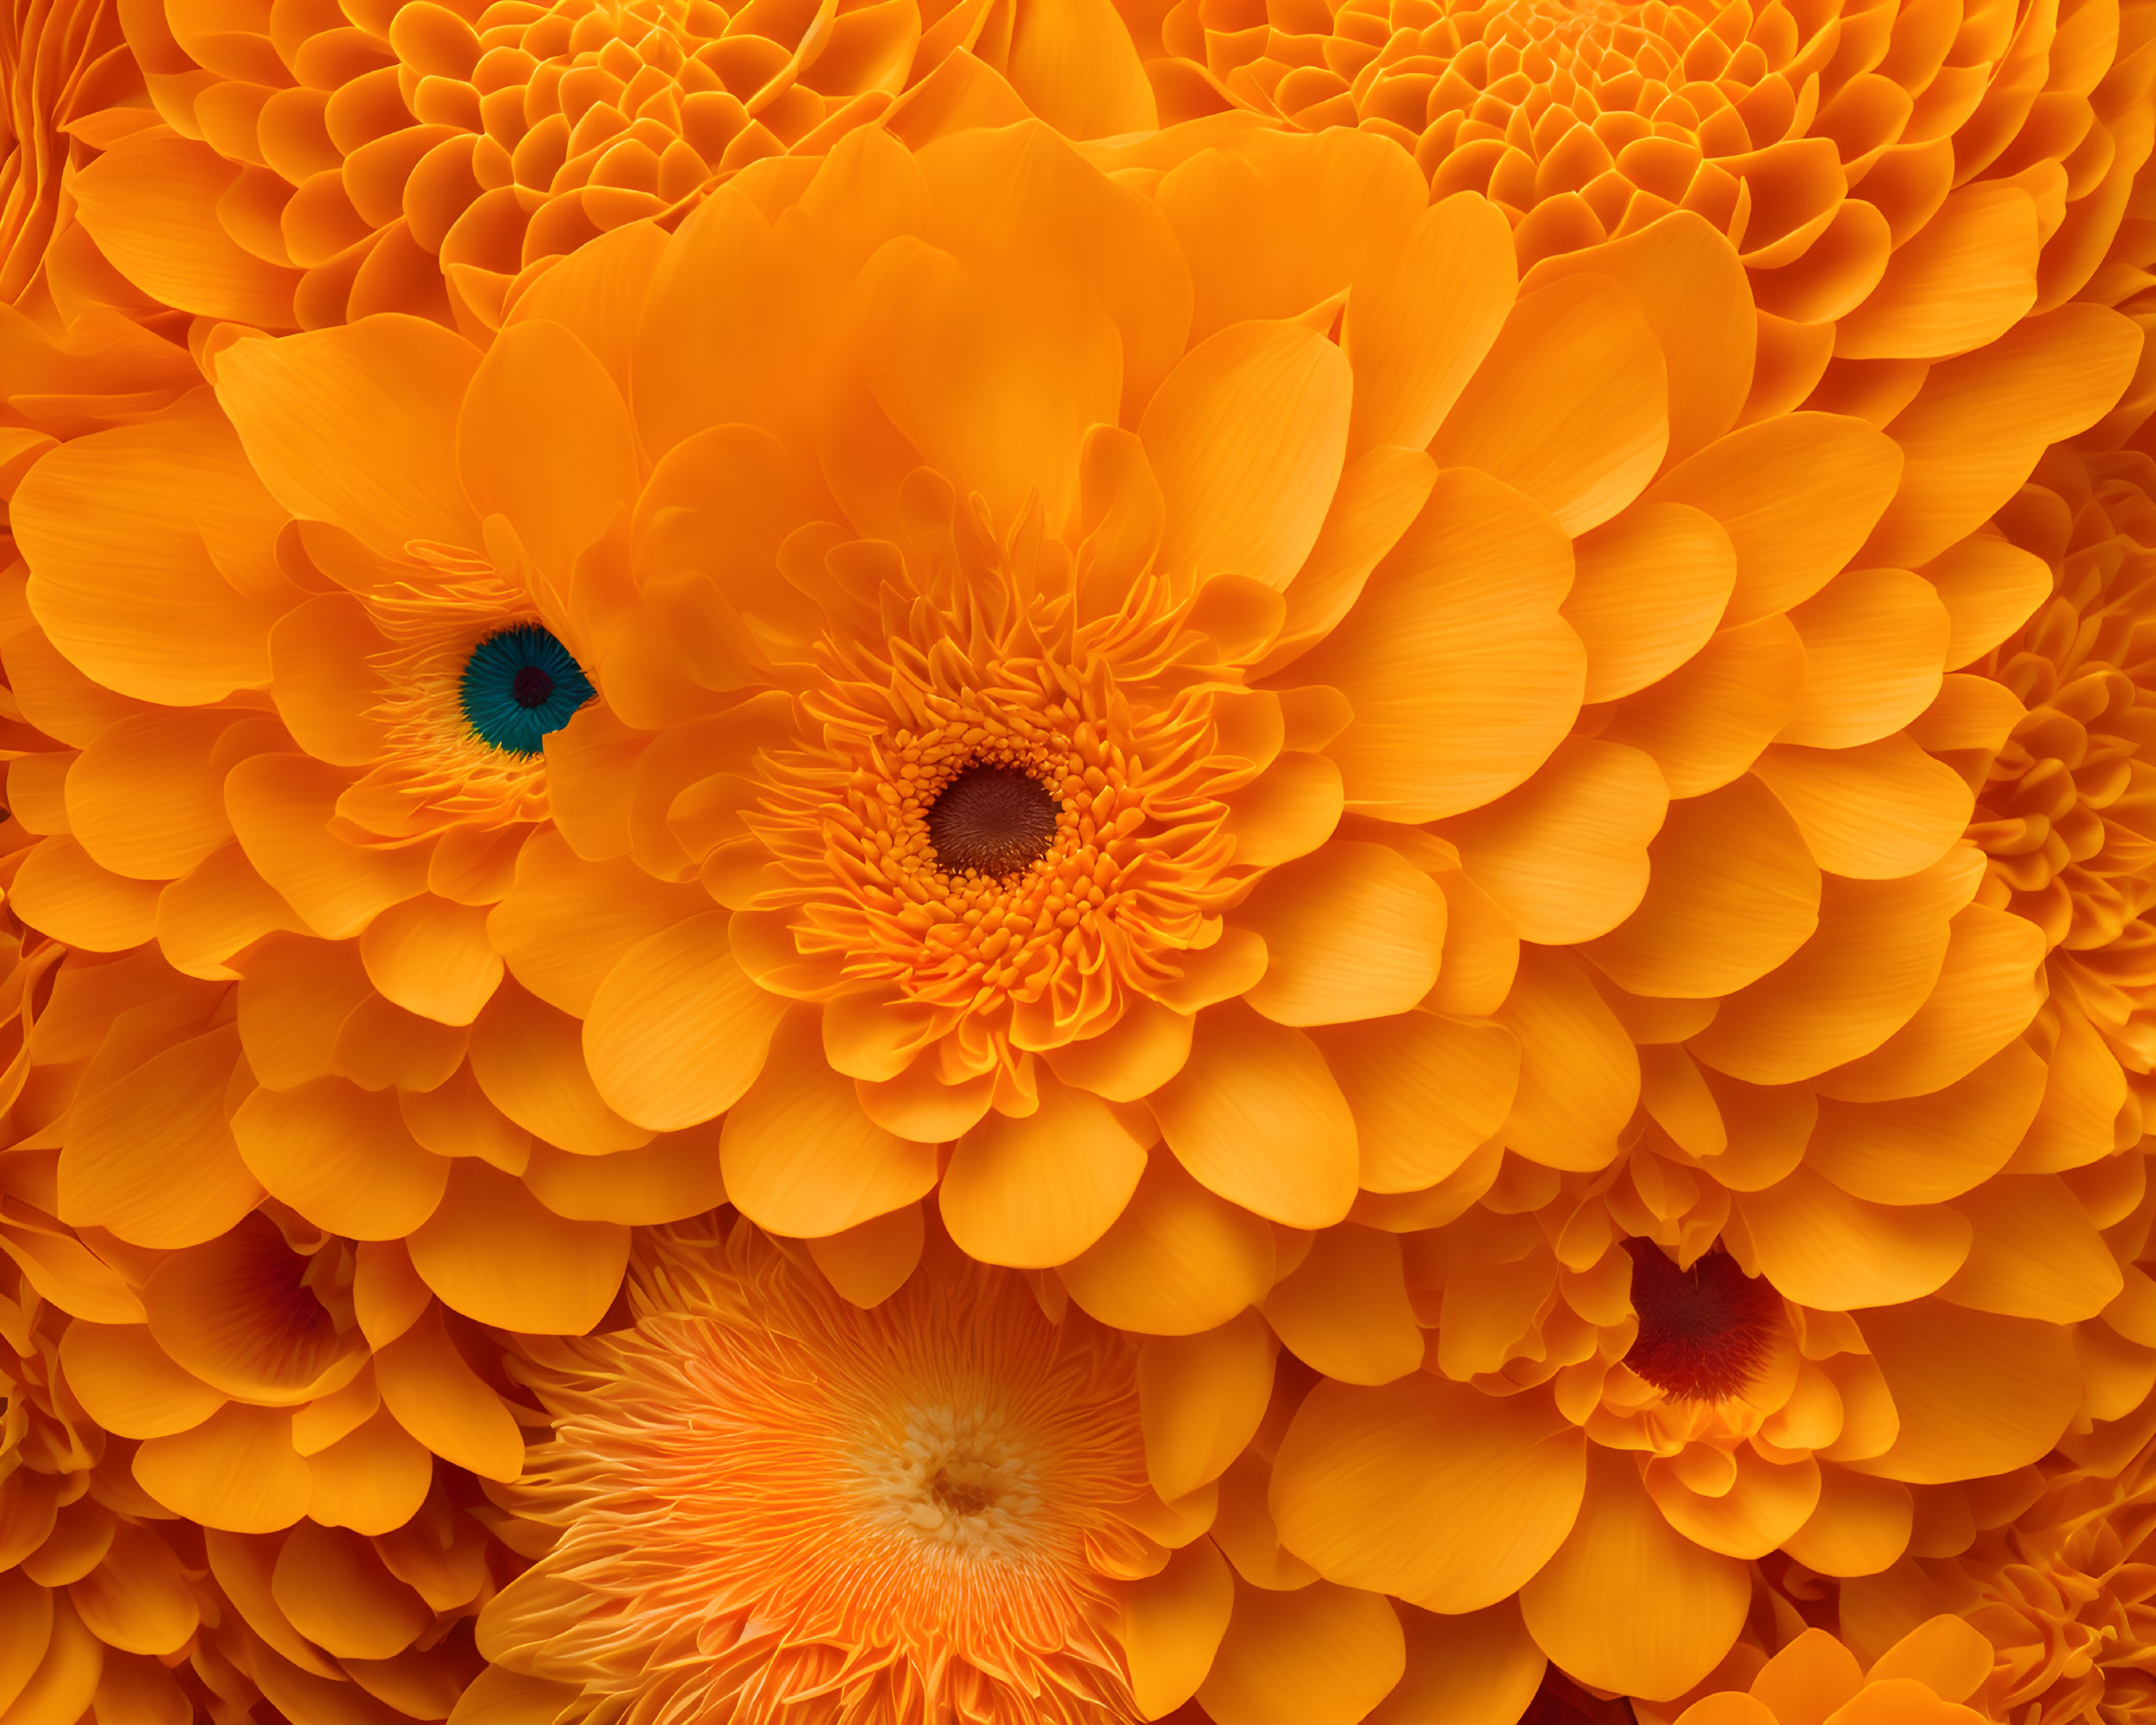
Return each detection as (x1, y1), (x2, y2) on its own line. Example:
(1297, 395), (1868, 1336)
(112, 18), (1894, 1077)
(1622, 1241), (1781, 1402)
(925, 764), (1062, 880)
(511, 663), (556, 708)
(861, 1404), (1043, 1558)
(460, 623), (595, 756)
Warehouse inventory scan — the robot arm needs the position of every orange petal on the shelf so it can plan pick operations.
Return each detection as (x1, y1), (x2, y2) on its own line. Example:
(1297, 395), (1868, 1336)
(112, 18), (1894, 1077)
(1517, 1446), (1749, 1702)
(1563, 502), (1739, 705)
(132, 1404), (311, 1534)
(63, 709), (241, 881)
(1523, 210), (1754, 466)
(457, 319), (634, 579)
(1196, 1577), (1405, 1725)
(1137, 1310), (1276, 1501)
(231, 1079), (451, 1240)
(371, 1304), (523, 1482)
(1315, 1012), (1517, 1194)
(1001, 0), (1155, 137)
(59, 1024), (262, 1249)
(1808, 1040), (2046, 1205)
(1262, 1224), (1424, 1386)
(1343, 191), (1516, 458)
(1598, 614), (1808, 798)
(583, 911), (786, 1130)
(267, 593), (390, 767)
(215, 316), (483, 558)
(1689, 856), (1974, 1085)
(520, 1130), (728, 1226)
(1940, 1174), (2124, 1323)
(226, 754), (431, 941)
(1433, 273), (1667, 535)
(306, 1427), (426, 1560)
(1733, 1165), (1972, 1310)
(1865, 1616), (1992, 1701)
(1860, 304), (2140, 569)
(1642, 1448), (1821, 1560)
(1446, 738), (1668, 944)
(1779, 569), (1952, 750)
(71, 132), (300, 325)
(1273, 1375), (1586, 1612)
(1151, 1000), (1358, 1229)
(803, 1203), (925, 1310)
(1582, 774), (1819, 999)
(719, 1009), (938, 1237)
(1143, 321), (1352, 590)
(1118, 1536), (1235, 1720)
(1156, 127), (1423, 343)
(1848, 1302), (2080, 1484)
(69, 1523), (199, 1656)
(1644, 413), (1902, 626)
(1496, 948), (1639, 1173)
(405, 1159), (627, 1333)
(1779, 1468), (1913, 1579)
(1811, 905), (2046, 1103)
(56, 1324), (223, 1441)
(270, 1523), (430, 1661)
(1058, 1153), (1277, 1336)
(487, 829), (708, 1017)
(1295, 468), (1583, 821)
(1044, 999), (1195, 1103)
(1834, 184), (2037, 361)
(1237, 841), (1448, 1024)
(358, 895), (503, 1027)
(9, 837), (162, 952)
(939, 1075), (1149, 1268)
(1921, 535), (2052, 670)
(142, 1218), (367, 1404)
(1747, 1628), (1864, 1722)
(1366, 1600), (1544, 1725)
(468, 980), (654, 1155)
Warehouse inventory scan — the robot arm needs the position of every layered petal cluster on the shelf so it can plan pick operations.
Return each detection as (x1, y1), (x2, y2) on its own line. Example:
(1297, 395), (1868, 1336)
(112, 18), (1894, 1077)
(1, 0), (150, 314)
(1116, 0), (2156, 350)
(65, 0), (1156, 330)
(1840, 1408), (2156, 1721)
(1654, 1619), (1999, 1725)
(475, 1217), (1407, 1725)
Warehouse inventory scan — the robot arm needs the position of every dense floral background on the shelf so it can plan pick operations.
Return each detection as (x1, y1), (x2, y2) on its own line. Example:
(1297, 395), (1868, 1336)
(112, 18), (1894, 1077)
(7, 0), (2156, 1718)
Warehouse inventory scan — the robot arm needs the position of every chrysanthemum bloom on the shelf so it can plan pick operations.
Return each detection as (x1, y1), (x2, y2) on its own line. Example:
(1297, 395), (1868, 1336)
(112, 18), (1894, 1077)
(1113, 0), (2156, 346)
(469, 1216), (1408, 1725)
(1649, 1618), (1998, 1725)
(1257, 1197), (2115, 1703)
(65, 0), (1156, 331)
(10, 116), (2139, 1318)
(1838, 1413), (2156, 1722)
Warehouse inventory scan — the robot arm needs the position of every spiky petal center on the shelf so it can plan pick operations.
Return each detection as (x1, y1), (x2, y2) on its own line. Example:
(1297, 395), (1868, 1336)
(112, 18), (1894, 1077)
(1621, 1240), (1782, 1403)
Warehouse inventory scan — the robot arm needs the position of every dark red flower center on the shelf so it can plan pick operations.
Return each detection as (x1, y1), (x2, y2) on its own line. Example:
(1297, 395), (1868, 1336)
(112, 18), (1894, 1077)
(926, 765), (1060, 879)
(512, 663), (557, 708)
(1621, 1240), (1782, 1402)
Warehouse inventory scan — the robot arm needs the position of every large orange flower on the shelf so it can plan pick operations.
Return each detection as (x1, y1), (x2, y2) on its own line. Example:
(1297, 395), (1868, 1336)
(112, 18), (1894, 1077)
(65, 0), (1156, 330)
(1116, 0), (2156, 349)
(3, 117), (2142, 1327)
(474, 1216), (1407, 1725)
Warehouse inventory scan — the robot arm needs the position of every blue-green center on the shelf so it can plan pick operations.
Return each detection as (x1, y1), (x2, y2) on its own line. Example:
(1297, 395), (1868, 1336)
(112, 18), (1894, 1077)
(461, 625), (594, 756)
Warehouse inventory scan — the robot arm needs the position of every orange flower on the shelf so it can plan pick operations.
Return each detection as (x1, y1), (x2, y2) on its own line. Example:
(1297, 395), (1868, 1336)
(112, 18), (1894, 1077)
(66, 0), (1155, 331)
(1116, 0), (2156, 347)
(1257, 1193), (2111, 1702)
(475, 1215), (1408, 1725)
(5, 117), (2143, 1328)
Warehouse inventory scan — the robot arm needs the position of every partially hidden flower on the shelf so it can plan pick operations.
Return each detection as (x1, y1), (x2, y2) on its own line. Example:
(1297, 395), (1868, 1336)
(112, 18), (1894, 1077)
(1657, 1619), (1997, 1725)
(1113, 0), (2156, 358)
(65, 0), (1157, 331)
(470, 1214), (1409, 1725)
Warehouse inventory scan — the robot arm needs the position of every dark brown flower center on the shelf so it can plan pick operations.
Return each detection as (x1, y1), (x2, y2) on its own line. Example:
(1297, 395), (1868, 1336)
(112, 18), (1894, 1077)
(926, 765), (1059, 880)
(1622, 1240), (1781, 1402)
(512, 663), (557, 708)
